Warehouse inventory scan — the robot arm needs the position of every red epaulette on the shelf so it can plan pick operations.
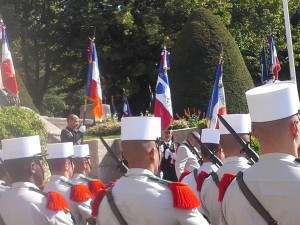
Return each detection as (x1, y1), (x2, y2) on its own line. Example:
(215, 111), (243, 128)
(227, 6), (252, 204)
(88, 179), (106, 196)
(196, 171), (209, 192)
(29, 187), (70, 211)
(70, 183), (93, 202)
(218, 173), (236, 202)
(91, 189), (109, 216)
(169, 182), (200, 209)
(105, 179), (118, 189)
(179, 170), (191, 182)
(148, 176), (200, 209)
(47, 192), (70, 211)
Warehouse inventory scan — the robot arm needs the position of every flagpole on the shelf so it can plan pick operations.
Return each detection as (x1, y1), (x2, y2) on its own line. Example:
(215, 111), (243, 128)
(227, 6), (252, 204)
(282, 0), (297, 84)
(80, 98), (87, 144)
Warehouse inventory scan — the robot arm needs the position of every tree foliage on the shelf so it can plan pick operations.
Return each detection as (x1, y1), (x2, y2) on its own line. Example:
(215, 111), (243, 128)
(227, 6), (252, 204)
(0, 0), (299, 116)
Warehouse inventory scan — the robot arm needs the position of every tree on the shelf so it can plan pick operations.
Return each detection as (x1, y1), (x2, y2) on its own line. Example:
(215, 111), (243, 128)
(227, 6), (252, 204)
(171, 8), (254, 114)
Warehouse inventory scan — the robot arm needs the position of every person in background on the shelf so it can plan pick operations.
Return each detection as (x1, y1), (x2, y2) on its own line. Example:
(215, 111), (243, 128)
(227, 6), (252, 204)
(200, 114), (252, 225)
(94, 117), (209, 225)
(0, 135), (74, 225)
(44, 142), (94, 225)
(61, 114), (86, 145)
(182, 128), (224, 199)
(71, 144), (106, 196)
(160, 129), (178, 181)
(175, 131), (202, 180)
(222, 82), (300, 225)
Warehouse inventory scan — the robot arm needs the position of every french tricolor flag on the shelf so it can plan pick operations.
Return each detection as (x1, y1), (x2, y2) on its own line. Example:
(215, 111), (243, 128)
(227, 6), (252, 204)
(206, 57), (226, 129)
(154, 49), (173, 131)
(0, 23), (18, 95)
(86, 39), (103, 122)
(268, 33), (281, 80)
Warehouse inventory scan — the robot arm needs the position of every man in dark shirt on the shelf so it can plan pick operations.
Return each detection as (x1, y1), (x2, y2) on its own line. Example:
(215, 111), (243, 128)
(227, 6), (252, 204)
(60, 114), (86, 145)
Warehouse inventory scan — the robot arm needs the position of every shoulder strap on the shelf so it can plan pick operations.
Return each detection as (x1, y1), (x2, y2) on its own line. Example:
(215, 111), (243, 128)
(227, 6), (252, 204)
(236, 171), (278, 225)
(106, 187), (128, 225)
(210, 171), (220, 188)
(193, 168), (198, 181)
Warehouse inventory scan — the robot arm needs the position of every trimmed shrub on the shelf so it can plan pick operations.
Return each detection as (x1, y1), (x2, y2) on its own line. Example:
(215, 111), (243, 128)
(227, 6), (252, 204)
(86, 121), (121, 137)
(171, 8), (254, 115)
(0, 106), (47, 149)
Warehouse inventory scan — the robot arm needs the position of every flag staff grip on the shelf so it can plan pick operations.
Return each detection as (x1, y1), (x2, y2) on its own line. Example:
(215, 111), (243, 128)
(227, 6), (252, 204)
(80, 98), (87, 144)
(282, 0), (297, 84)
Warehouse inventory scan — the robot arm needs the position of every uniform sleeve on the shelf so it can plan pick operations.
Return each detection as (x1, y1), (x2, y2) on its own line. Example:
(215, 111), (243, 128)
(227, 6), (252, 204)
(174, 207), (209, 225)
(60, 129), (73, 143)
(175, 146), (189, 179)
(76, 198), (93, 221)
(32, 203), (75, 225)
(74, 131), (83, 144)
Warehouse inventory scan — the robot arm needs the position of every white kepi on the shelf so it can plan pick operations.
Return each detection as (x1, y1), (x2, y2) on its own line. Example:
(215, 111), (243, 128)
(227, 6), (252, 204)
(73, 144), (90, 158)
(246, 81), (299, 122)
(121, 117), (161, 141)
(47, 142), (74, 159)
(2, 135), (41, 160)
(219, 114), (251, 135)
(201, 128), (220, 144)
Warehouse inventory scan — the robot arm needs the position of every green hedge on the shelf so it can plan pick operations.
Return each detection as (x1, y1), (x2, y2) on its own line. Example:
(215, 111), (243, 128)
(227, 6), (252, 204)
(0, 106), (47, 150)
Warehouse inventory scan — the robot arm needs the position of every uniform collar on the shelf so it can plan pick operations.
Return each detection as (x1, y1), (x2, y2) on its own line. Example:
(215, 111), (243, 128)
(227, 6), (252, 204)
(259, 153), (296, 161)
(72, 173), (83, 179)
(11, 181), (39, 189)
(49, 175), (69, 182)
(126, 168), (155, 177)
(224, 156), (248, 164)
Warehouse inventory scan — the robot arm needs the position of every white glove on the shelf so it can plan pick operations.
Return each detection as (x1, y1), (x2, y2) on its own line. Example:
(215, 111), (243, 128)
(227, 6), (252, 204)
(79, 125), (86, 133)
(164, 148), (171, 160)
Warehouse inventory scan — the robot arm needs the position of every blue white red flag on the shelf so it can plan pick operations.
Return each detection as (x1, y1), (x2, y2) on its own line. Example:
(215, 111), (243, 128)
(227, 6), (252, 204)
(0, 23), (18, 95)
(206, 57), (226, 129)
(260, 44), (269, 83)
(268, 33), (281, 80)
(86, 40), (103, 122)
(154, 49), (173, 131)
(122, 93), (132, 117)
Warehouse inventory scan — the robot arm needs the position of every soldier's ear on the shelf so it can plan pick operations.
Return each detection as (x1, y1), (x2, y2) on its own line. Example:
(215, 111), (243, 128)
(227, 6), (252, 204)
(290, 119), (300, 137)
(29, 161), (36, 175)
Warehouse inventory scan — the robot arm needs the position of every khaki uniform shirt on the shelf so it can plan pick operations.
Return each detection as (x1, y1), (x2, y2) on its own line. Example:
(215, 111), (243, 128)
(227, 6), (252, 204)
(222, 153), (300, 225)
(44, 175), (92, 225)
(98, 168), (209, 225)
(200, 157), (250, 225)
(182, 162), (218, 200)
(175, 142), (200, 179)
(0, 182), (74, 225)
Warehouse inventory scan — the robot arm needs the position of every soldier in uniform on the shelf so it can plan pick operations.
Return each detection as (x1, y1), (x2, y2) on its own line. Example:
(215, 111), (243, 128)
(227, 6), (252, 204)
(200, 114), (252, 225)
(160, 129), (178, 181)
(182, 128), (223, 199)
(71, 144), (106, 195)
(94, 117), (209, 225)
(222, 81), (300, 225)
(44, 142), (94, 225)
(60, 114), (86, 145)
(175, 131), (202, 180)
(0, 135), (74, 225)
